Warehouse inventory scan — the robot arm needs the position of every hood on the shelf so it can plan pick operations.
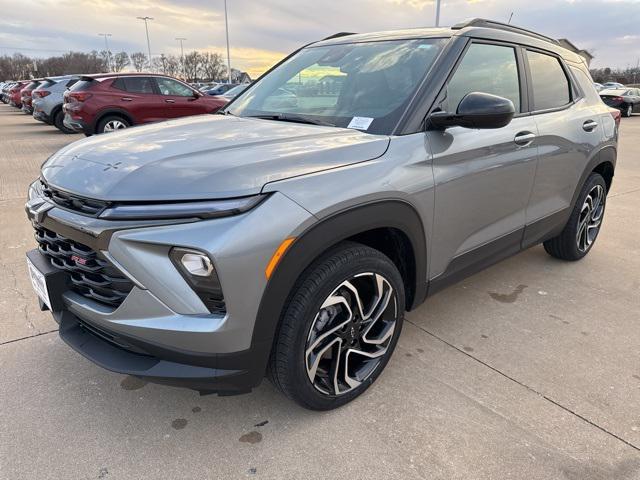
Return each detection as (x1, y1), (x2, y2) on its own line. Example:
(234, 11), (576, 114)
(41, 115), (389, 201)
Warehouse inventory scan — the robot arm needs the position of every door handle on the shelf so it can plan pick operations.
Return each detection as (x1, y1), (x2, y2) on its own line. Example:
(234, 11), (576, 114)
(120, 97), (132, 102)
(165, 99), (175, 103)
(514, 131), (536, 146)
(583, 120), (598, 132)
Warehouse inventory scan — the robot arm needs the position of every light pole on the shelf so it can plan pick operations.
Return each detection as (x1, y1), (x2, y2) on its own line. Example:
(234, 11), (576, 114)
(98, 33), (112, 71)
(176, 37), (187, 80)
(435, 0), (441, 27)
(136, 16), (154, 71)
(224, 0), (232, 83)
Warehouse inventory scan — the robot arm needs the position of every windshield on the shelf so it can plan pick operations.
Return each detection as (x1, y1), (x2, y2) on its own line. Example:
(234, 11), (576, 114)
(228, 38), (445, 135)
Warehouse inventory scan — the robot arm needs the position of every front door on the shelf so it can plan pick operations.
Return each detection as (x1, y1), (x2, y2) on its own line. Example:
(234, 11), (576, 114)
(427, 41), (539, 280)
(154, 77), (205, 118)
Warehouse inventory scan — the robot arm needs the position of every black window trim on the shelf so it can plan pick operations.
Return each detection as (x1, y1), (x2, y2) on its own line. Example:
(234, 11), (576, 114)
(523, 47), (579, 115)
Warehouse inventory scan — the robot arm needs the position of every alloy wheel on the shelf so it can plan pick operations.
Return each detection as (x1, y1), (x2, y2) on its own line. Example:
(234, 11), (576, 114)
(305, 272), (397, 396)
(627, 105), (633, 117)
(103, 120), (127, 132)
(576, 184), (605, 253)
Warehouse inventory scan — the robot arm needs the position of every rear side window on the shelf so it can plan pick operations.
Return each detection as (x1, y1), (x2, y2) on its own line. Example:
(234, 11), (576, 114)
(569, 67), (601, 104)
(65, 78), (79, 88)
(112, 77), (155, 94)
(39, 80), (55, 88)
(445, 43), (521, 113)
(527, 51), (571, 110)
(70, 79), (96, 91)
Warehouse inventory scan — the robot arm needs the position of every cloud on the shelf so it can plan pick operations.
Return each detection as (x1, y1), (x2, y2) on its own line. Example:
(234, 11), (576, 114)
(0, 0), (638, 72)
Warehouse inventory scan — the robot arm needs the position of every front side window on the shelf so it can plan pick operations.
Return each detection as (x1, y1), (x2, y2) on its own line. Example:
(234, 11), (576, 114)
(527, 50), (571, 110)
(444, 43), (521, 113)
(228, 38), (446, 134)
(156, 78), (194, 96)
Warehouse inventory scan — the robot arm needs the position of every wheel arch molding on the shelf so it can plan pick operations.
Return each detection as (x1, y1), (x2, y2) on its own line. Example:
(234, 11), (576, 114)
(249, 200), (428, 378)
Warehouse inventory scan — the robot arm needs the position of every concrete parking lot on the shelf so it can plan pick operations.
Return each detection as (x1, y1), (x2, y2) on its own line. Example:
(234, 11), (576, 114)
(0, 105), (639, 480)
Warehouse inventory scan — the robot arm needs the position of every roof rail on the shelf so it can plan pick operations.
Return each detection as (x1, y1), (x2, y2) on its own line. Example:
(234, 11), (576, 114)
(452, 18), (559, 45)
(322, 32), (357, 41)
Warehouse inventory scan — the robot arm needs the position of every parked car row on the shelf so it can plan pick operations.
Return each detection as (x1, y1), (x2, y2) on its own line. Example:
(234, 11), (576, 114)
(1, 74), (239, 135)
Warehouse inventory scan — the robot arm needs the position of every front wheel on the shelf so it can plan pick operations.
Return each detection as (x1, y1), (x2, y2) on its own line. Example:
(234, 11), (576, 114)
(268, 242), (405, 410)
(623, 104), (633, 117)
(543, 173), (607, 261)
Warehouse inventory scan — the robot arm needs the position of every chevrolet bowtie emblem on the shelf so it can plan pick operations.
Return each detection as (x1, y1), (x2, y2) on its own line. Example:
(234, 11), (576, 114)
(103, 161), (122, 171)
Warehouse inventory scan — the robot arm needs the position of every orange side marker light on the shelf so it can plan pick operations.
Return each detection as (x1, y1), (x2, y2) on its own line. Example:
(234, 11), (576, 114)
(265, 237), (296, 279)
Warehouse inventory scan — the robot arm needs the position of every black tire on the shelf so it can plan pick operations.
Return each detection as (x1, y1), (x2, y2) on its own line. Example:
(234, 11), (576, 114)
(622, 104), (633, 117)
(543, 173), (607, 261)
(95, 115), (130, 134)
(53, 109), (75, 134)
(268, 241), (405, 410)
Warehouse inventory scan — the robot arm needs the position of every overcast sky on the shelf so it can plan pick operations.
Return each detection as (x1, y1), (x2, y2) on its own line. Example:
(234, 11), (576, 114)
(0, 0), (638, 76)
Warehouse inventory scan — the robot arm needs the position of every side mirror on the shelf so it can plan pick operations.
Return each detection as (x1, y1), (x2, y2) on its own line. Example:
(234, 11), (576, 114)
(429, 92), (515, 130)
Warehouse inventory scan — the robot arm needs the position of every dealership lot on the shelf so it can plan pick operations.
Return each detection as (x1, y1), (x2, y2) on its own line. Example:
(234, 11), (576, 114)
(1, 106), (639, 479)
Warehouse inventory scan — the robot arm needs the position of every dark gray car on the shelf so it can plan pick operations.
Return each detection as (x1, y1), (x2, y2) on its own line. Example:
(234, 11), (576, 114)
(25, 19), (618, 410)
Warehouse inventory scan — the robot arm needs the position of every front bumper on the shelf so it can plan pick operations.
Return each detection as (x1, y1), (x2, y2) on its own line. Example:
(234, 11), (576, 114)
(55, 309), (258, 394)
(25, 191), (313, 394)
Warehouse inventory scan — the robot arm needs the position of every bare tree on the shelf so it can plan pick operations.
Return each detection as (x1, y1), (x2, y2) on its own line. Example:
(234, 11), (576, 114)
(200, 52), (225, 81)
(183, 51), (203, 82)
(111, 52), (130, 72)
(130, 52), (148, 72)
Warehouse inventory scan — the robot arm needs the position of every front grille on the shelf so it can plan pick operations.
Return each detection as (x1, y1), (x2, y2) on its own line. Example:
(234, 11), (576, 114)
(41, 181), (108, 217)
(34, 226), (134, 308)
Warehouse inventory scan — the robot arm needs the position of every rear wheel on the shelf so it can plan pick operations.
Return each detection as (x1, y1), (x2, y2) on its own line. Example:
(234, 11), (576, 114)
(96, 115), (130, 134)
(268, 242), (405, 410)
(543, 173), (607, 261)
(623, 104), (633, 117)
(53, 109), (75, 134)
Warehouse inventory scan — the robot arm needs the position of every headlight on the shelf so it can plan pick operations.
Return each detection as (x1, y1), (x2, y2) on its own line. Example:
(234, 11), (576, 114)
(98, 195), (267, 220)
(169, 247), (225, 314)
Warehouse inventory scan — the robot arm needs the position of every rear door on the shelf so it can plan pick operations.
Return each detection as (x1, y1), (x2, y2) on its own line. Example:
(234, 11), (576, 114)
(154, 77), (206, 118)
(111, 76), (165, 123)
(524, 50), (604, 235)
(427, 41), (539, 279)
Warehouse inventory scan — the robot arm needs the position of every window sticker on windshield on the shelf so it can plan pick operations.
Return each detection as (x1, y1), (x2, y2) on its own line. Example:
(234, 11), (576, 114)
(347, 117), (374, 130)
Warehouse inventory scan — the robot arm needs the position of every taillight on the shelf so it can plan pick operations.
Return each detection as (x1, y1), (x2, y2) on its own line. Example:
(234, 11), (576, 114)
(33, 90), (50, 98)
(68, 91), (93, 102)
(610, 109), (621, 128)
(613, 96), (623, 101)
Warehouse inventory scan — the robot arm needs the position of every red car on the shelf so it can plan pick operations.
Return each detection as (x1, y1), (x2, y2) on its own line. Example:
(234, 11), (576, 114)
(20, 79), (43, 114)
(8, 81), (28, 108)
(63, 73), (227, 135)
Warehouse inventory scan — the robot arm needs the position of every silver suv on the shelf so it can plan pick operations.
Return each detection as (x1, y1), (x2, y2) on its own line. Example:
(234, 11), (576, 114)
(25, 19), (618, 410)
(32, 75), (79, 133)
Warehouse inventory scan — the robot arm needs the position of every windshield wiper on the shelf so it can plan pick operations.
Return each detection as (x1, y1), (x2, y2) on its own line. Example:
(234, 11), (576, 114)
(247, 114), (335, 127)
